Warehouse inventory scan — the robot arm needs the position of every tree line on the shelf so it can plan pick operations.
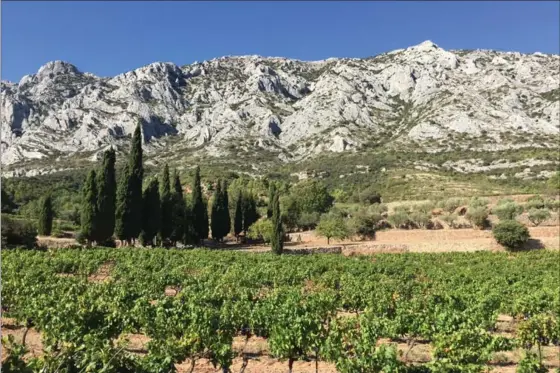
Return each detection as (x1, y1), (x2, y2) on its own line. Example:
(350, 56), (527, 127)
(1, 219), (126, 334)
(36, 124), (285, 252)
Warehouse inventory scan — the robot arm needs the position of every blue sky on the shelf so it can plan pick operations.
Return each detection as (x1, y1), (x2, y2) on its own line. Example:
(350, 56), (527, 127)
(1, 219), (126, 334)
(2, 1), (559, 82)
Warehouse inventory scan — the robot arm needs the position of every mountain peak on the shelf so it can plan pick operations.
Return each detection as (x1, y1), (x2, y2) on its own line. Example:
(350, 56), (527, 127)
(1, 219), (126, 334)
(410, 40), (440, 51)
(36, 60), (80, 79)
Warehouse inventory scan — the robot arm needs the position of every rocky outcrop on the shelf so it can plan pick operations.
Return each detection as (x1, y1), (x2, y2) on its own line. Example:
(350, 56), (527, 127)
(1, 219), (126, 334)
(1, 41), (559, 167)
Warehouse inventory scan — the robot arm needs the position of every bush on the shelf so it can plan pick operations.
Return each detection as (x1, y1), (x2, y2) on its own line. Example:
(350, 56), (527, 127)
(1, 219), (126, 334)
(247, 218), (274, 243)
(413, 202), (435, 214)
(469, 197), (489, 209)
(440, 197), (467, 213)
(525, 195), (545, 210)
(388, 211), (411, 229)
(497, 198), (515, 206)
(316, 213), (350, 244)
(347, 213), (376, 240)
(527, 209), (551, 227)
(1, 215), (37, 249)
(358, 187), (382, 205)
(493, 202), (523, 221)
(440, 213), (458, 228)
(297, 212), (320, 231)
(290, 180), (334, 214)
(409, 211), (431, 229)
(545, 199), (560, 211)
(493, 220), (530, 251)
(466, 207), (490, 229)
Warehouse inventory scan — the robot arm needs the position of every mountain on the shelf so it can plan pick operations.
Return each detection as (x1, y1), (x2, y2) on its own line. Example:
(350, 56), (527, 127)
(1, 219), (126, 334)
(1, 41), (559, 177)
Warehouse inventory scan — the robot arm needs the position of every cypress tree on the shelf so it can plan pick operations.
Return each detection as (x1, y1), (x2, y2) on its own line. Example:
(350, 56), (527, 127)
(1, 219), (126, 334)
(211, 181), (223, 241)
(191, 166), (209, 244)
(96, 148), (116, 244)
(243, 192), (258, 233)
(37, 194), (54, 236)
(115, 123), (144, 244)
(270, 191), (284, 254)
(183, 199), (197, 245)
(222, 180), (231, 237)
(139, 178), (160, 246)
(267, 182), (276, 219)
(170, 171), (186, 246)
(81, 170), (99, 245)
(233, 190), (243, 240)
(159, 164), (172, 244)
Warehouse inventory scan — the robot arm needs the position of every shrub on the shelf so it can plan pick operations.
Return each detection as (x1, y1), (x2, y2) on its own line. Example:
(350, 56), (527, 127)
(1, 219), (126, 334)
(525, 195), (545, 210)
(290, 180), (334, 214)
(440, 197), (467, 213)
(466, 207), (490, 229)
(347, 213), (376, 240)
(297, 212), (320, 231)
(247, 218), (274, 243)
(388, 211), (411, 229)
(545, 199), (560, 211)
(516, 352), (547, 373)
(497, 198), (515, 206)
(1, 215), (37, 249)
(409, 211), (431, 229)
(469, 197), (489, 209)
(358, 187), (382, 205)
(368, 203), (388, 216)
(527, 209), (551, 227)
(413, 202), (435, 214)
(440, 213), (458, 228)
(493, 202), (523, 221)
(493, 220), (530, 250)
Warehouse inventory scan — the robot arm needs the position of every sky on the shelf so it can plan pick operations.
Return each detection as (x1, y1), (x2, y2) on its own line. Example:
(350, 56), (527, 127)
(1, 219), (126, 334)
(2, 1), (559, 82)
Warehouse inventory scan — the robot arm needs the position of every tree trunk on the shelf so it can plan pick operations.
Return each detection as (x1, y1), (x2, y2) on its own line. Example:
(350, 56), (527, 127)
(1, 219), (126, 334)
(188, 359), (196, 373)
(327, 237), (330, 244)
(22, 327), (29, 346)
(288, 358), (294, 373)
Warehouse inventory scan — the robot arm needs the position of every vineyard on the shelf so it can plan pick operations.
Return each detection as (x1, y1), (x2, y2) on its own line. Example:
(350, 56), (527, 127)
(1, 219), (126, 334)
(1, 248), (559, 373)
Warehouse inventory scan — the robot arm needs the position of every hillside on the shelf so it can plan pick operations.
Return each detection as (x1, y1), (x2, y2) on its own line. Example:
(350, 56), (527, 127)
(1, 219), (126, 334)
(2, 40), (559, 182)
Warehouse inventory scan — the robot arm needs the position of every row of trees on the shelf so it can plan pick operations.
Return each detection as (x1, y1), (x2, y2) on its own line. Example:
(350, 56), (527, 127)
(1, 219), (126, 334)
(36, 124), (270, 247)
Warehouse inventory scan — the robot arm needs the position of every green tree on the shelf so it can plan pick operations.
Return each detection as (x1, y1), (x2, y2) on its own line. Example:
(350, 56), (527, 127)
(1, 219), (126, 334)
(96, 148), (116, 244)
(37, 194), (54, 236)
(222, 180), (231, 237)
(159, 164), (172, 245)
(316, 212), (349, 244)
(81, 170), (99, 245)
(270, 192), (284, 254)
(233, 190), (243, 240)
(115, 124), (144, 244)
(493, 220), (530, 251)
(191, 166), (209, 244)
(291, 180), (334, 214)
(527, 208), (551, 227)
(267, 182), (276, 218)
(139, 178), (160, 246)
(242, 192), (258, 233)
(170, 172), (186, 246)
(211, 181), (225, 241)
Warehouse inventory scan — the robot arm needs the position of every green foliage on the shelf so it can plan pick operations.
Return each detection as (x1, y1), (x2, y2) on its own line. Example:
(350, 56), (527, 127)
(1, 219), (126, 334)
(440, 213), (458, 228)
(169, 172), (186, 245)
(439, 197), (468, 213)
(493, 220), (530, 250)
(297, 211), (320, 231)
(96, 148), (116, 243)
(468, 197), (489, 209)
(347, 211), (376, 240)
(290, 180), (334, 214)
(37, 194), (54, 236)
(525, 195), (545, 210)
(267, 182), (276, 218)
(80, 170), (99, 244)
(211, 180), (227, 241)
(247, 218), (273, 243)
(388, 211), (411, 229)
(233, 190), (243, 238)
(222, 180), (231, 236)
(191, 166), (209, 242)
(270, 192), (284, 254)
(316, 212), (349, 244)
(409, 211), (431, 229)
(1, 214), (37, 248)
(493, 202), (523, 221)
(1, 187), (18, 213)
(242, 192), (259, 233)
(466, 207), (490, 229)
(139, 178), (161, 246)
(527, 208), (551, 227)
(281, 195), (301, 231)
(158, 164), (172, 244)
(357, 187), (382, 205)
(517, 352), (548, 373)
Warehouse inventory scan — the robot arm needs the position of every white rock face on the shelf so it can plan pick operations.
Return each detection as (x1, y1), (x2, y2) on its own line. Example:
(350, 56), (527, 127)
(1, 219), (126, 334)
(1, 41), (559, 167)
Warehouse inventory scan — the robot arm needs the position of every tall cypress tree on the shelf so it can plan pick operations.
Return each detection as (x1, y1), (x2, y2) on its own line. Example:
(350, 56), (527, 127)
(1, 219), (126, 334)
(243, 192), (258, 233)
(115, 123), (144, 244)
(211, 181), (223, 241)
(222, 180), (231, 237)
(191, 166), (209, 244)
(139, 178), (160, 246)
(81, 169), (99, 245)
(96, 148), (116, 243)
(267, 182), (276, 219)
(170, 171), (186, 246)
(159, 164), (172, 244)
(233, 190), (243, 240)
(270, 191), (284, 254)
(37, 194), (54, 236)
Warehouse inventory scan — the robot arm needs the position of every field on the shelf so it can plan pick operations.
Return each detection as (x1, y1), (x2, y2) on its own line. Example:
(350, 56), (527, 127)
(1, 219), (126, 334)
(2, 248), (559, 373)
